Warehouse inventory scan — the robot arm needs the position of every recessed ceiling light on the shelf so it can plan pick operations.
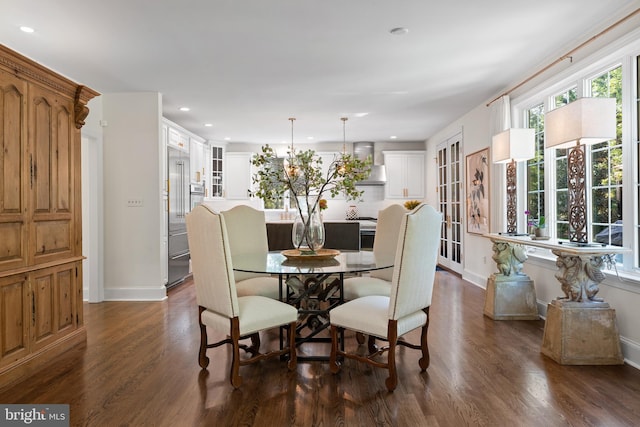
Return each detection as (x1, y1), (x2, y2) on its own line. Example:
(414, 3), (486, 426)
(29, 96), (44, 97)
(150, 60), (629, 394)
(204, 123), (213, 127)
(390, 136), (398, 139)
(20, 26), (35, 33)
(224, 137), (231, 141)
(354, 112), (369, 118)
(179, 107), (190, 112)
(307, 136), (314, 140)
(389, 27), (409, 36)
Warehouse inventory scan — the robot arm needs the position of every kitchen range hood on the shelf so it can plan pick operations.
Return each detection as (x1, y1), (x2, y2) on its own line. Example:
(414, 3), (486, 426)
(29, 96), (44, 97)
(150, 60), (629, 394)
(353, 141), (386, 186)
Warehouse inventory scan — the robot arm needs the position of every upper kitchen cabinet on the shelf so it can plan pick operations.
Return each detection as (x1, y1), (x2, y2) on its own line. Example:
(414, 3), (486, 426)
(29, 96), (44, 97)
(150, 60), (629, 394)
(189, 137), (208, 185)
(224, 152), (254, 199)
(383, 151), (425, 199)
(210, 145), (223, 198)
(167, 127), (189, 151)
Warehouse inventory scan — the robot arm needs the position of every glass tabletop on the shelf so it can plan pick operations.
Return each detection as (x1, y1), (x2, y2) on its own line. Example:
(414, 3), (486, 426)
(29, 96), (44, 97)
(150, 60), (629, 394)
(232, 250), (392, 275)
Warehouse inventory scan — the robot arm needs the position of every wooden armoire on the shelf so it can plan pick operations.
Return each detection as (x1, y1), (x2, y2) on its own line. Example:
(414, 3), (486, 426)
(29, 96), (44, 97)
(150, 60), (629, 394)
(0, 44), (98, 386)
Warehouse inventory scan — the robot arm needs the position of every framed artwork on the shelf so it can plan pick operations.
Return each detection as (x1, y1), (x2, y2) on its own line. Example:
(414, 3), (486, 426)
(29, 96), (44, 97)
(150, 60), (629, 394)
(466, 147), (490, 235)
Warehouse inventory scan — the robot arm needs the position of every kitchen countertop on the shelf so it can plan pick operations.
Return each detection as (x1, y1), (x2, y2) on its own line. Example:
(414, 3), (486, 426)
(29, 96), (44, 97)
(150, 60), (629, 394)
(267, 219), (377, 230)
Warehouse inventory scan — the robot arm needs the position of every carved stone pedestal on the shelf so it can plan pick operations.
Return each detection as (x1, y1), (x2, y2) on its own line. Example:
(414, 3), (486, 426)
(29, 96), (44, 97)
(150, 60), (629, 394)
(541, 300), (623, 365)
(484, 274), (539, 320)
(484, 239), (539, 320)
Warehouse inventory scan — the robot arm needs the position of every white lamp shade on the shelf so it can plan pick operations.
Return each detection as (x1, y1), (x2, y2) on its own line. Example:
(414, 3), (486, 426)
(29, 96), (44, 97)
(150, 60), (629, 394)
(491, 128), (535, 164)
(544, 97), (616, 149)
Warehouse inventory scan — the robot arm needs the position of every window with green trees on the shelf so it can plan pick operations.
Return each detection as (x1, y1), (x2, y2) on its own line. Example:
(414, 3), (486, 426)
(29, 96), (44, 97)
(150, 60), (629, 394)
(526, 103), (545, 232)
(589, 66), (623, 247)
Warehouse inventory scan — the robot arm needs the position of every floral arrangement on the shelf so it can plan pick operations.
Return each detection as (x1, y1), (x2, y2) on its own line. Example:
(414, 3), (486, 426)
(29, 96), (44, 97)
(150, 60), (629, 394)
(525, 210), (545, 229)
(404, 200), (421, 210)
(252, 145), (371, 252)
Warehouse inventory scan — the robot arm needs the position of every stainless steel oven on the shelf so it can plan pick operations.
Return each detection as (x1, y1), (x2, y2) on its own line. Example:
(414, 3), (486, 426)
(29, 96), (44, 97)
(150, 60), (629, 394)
(355, 217), (377, 250)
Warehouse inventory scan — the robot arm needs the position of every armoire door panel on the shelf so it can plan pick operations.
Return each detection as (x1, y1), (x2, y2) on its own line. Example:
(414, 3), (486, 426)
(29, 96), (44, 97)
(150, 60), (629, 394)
(0, 70), (28, 271)
(31, 263), (77, 352)
(55, 107), (72, 213)
(32, 272), (54, 347)
(32, 95), (53, 213)
(29, 84), (75, 264)
(32, 220), (73, 264)
(0, 274), (30, 369)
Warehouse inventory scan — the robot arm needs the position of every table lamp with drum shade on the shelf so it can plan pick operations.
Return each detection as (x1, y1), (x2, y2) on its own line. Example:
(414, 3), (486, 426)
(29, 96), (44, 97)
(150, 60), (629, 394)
(544, 97), (616, 245)
(492, 128), (535, 235)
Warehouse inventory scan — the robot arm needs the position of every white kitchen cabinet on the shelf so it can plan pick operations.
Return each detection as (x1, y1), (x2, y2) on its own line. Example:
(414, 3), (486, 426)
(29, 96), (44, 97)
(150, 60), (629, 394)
(383, 151), (425, 199)
(167, 127), (189, 151)
(189, 138), (207, 184)
(225, 152), (254, 199)
(210, 145), (224, 198)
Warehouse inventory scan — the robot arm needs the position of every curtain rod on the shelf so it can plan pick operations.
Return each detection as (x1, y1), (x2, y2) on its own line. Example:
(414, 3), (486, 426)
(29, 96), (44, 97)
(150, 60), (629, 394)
(486, 7), (640, 107)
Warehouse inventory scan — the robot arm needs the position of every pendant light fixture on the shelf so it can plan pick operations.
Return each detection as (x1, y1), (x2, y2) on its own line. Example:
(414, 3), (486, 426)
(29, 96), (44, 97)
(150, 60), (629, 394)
(286, 117), (299, 177)
(338, 117), (348, 175)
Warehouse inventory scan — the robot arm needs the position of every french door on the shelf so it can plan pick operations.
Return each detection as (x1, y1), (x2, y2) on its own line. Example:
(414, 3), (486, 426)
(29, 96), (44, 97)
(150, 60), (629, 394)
(436, 133), (463, 274)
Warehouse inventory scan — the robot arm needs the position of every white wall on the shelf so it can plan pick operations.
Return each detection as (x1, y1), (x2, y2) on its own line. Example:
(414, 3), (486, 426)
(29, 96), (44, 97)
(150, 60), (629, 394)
(81, 96), (105, 302)
(102, 92), (166, 301)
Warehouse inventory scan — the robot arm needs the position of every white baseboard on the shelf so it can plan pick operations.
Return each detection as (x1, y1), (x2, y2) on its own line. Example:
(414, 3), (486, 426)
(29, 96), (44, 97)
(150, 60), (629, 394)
(621, 336), (640, 369)
(103, 286), (167, 301)
(462, 269), (487, 290)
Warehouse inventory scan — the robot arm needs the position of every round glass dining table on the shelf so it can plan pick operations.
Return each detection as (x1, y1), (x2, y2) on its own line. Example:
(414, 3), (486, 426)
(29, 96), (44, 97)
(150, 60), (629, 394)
(232, 250), (392, 276)
(232, 250), (393, 361)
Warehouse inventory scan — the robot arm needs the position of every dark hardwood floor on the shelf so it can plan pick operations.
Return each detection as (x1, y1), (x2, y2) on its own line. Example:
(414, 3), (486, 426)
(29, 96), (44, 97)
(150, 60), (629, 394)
(2, 270), (640, 426)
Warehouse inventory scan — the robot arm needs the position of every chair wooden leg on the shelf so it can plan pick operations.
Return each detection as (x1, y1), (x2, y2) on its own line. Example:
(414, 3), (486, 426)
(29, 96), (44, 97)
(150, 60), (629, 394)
(287, 322), (297, 370)
(229, 317), (243, 388)
(250, 333), (261, 356)
(329, 325), (341, 374)
(198, 306), (210, 369)
(385, 320), (398, 392)
(418, 307), (430, 371)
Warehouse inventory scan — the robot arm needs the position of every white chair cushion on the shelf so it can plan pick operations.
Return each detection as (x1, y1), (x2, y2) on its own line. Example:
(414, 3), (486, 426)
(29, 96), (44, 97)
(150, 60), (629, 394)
(201, 295), (298, 336)
(236, 276), (284, 299)
(330, 295), (427, 339)
(342, 276), (391, 300)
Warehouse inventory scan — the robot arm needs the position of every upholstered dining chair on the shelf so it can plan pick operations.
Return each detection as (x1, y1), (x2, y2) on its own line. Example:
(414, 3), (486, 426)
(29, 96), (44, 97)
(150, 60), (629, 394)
(186, 205), (297, 388)
(329, 203), (441, 392)
(342, 204), (406, 300)
(221, 205), (283, 299)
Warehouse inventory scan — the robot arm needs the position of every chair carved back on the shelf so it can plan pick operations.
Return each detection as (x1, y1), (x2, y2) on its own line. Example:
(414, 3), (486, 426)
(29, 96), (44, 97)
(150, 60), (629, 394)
(371, 204), (407, 281)
(388, 204), (442, 321)
(186, 205), (239, 319)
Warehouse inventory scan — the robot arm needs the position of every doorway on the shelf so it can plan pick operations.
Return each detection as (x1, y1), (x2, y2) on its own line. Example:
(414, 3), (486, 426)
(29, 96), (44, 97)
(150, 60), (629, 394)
(436, 132), (463, 274)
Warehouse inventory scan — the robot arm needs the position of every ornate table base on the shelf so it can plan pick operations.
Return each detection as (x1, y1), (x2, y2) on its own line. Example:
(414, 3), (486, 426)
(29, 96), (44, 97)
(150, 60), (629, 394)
(484, 274), (539, 320)
(484, 240), (539, 320)
(542, 299), (623, 365)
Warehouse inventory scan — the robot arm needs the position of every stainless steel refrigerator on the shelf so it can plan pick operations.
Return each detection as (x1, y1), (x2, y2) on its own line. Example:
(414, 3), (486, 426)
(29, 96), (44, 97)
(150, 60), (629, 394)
(167, 146), (191, 287)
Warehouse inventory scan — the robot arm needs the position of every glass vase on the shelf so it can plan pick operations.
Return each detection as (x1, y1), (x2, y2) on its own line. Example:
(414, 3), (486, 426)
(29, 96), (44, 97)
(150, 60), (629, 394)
(292, 196), (325, 252)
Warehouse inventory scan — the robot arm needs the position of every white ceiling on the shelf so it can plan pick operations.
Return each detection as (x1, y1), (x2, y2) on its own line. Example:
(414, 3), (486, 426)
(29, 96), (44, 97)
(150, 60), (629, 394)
(1, 1), (637, 145)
